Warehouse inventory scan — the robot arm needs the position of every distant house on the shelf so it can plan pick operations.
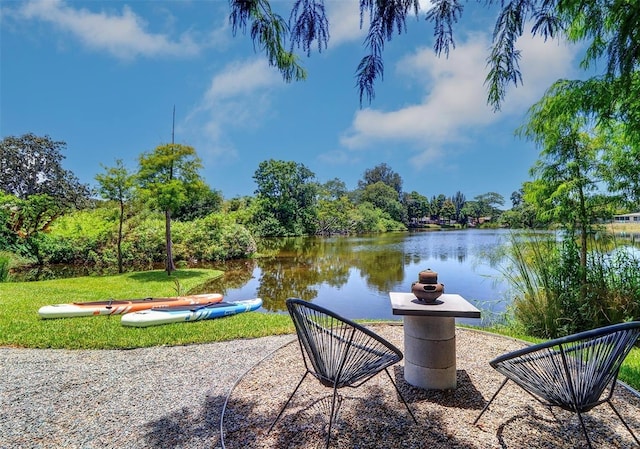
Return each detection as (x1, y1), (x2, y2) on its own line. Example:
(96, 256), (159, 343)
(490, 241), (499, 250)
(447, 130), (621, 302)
(613, 212), (640, 223)
(467, 216), (492, 227)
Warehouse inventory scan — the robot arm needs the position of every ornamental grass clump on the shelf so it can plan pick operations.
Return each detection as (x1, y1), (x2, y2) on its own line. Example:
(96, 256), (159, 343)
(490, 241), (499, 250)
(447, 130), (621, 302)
(501, 232), (640, 339)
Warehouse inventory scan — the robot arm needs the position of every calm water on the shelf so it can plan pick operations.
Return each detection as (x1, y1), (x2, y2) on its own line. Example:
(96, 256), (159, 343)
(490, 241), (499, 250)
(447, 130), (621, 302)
(193, 229), (521, 325)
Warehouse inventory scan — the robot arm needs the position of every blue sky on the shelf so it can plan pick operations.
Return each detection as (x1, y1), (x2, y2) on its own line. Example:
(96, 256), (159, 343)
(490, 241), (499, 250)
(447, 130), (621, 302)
(1, 1), (584, 206)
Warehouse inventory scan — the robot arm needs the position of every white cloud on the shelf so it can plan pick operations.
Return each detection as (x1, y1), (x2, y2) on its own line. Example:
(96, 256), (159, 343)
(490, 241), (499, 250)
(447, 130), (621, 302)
(325, 1), (364, 46)
(317, 149), (359, 166)
(15, 0), (199, 59)
(340, 28), (579, 169)
(183, 59), (283, 160)
(205, 59), (281, 101)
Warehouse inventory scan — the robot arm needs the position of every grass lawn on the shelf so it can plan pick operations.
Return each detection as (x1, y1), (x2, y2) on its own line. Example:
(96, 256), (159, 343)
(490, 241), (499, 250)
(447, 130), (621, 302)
(1, 268), (638, 391)
(0, 269), (294, 349)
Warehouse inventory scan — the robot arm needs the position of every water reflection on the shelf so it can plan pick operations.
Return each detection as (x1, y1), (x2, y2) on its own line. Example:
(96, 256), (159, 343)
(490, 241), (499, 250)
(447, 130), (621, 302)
(11, 228), (637, 324)
(193, 229), (522, 323)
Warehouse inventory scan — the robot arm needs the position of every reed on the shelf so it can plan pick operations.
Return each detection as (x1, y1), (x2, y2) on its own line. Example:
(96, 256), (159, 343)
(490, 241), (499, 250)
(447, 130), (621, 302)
(499, 231), (640, 338)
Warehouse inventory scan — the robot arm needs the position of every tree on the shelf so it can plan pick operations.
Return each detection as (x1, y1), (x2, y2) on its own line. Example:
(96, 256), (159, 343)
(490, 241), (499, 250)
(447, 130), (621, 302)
(252, 159), (318, 236)
(316, 196), (355, 235)
(1, 193), (64, 264)
(520, 104), (612, 277)
(451, 191), (466, 222)
(440, 199), (457, 223)
(358, 163), (402, 197)
(229, 0), (640, 110)
(433, 194), (447, 219)
(403, 191), (429, 224)
(474, 192), (505, 221)
(499, 191), (542, 229)
(0, 193), (14, 251)
(95, 159), (135, 273)
(598, 123), (640, 209)
(360, 181), (406, 223)
(319, 178), (348, 201)
(510, 189), (523, 208)
(0, 133), (90, 207)
(137, 144), (204, 275)
(461, 200), (481, 225)
(524, 77), (640, 207)
(172, 183), (223, 221)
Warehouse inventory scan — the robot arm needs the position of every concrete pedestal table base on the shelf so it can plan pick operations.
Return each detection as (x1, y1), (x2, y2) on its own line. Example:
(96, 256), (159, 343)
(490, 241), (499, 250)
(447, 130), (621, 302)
(403, 315), (457, 389)
(389, 292), (481, 391)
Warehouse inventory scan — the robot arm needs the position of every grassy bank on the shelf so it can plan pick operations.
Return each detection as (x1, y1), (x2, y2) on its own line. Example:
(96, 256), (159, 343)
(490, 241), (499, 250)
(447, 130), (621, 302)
(0, 269), (294, 349)
(1, 270), (638, 391)
(607, 222), (640, 234)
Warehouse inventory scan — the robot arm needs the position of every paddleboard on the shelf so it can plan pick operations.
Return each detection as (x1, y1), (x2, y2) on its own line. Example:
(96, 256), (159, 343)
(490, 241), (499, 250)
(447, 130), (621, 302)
(121, 298), (263, 327)
(38, 293), (224, 319)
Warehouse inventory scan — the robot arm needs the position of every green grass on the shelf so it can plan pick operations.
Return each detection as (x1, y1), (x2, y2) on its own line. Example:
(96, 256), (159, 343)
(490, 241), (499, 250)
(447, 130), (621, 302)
(1, 270), (638, 391)
(0, 269), (294, 349)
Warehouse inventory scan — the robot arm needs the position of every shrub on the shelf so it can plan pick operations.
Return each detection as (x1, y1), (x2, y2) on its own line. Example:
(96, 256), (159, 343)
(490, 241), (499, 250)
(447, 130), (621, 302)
(174, 214), (256, 261)
(0, 253), (10, 282)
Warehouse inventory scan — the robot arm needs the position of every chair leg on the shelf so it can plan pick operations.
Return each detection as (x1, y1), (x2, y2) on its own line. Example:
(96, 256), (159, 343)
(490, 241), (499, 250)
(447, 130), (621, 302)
(384, 368), (418, 424)
(575, 411), (594, 449)
(607, 400), (640, 445)
(325, 385), (340, 449)
(269, 371), (309, 433)
(474, 378), (509, 425)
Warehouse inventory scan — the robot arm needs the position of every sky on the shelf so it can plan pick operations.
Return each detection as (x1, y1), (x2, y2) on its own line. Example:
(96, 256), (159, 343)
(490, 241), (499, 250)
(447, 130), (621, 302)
(1, 0), (586, 206)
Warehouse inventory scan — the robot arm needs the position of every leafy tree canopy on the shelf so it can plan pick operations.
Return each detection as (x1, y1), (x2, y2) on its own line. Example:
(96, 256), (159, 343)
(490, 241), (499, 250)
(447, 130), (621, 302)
(522, 76), (640, 207)
(0, 133), (90, 208)
(137, 143), (204, 214)
(360, 181), (406, 223)
(404, 190), (430, 221)
(253, 159), (318, 235)
(358, 162), (403, 196)
(95, 159), (135, 206)
(136, 143), (205, 274)
(229, 0), (640, 109)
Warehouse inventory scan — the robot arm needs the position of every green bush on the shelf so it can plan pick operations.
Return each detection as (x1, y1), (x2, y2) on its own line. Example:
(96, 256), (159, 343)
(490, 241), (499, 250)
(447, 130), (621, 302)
(124, 216), (166, 267)
(0, 253), (10, 282)
(220, 224), (257, 258)
(38, 208), (259, 271)
(174, 214), (257, 261)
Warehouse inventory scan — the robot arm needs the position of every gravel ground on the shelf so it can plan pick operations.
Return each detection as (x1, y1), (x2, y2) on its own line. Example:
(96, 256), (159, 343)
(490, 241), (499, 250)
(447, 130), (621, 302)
(221, 325), (640, 449)
(0, 335), (294, 449)
(2, 325), (639, 449)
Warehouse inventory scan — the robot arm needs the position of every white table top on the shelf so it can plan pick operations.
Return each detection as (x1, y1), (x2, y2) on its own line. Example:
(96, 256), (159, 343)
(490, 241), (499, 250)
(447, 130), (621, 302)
(389, 292), (481, 318)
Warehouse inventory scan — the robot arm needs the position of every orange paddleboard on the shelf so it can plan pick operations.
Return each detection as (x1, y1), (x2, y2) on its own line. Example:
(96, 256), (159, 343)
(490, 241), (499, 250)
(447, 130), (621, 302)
(38, 293), (224, 319)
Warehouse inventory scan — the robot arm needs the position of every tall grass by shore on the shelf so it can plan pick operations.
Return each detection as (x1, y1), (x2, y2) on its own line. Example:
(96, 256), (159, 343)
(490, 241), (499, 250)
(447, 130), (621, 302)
(500, 231), (640, 339)
(494, 230), (640, 390)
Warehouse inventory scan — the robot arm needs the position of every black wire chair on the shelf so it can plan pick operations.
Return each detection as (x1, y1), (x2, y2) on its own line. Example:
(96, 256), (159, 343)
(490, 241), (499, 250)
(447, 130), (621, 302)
(474, 321), (640, 448)
(269, 298), (417, 448)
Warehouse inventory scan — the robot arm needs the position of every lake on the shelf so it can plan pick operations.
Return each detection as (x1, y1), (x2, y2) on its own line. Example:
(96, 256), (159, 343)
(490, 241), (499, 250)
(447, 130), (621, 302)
(192, 229), (522, 325)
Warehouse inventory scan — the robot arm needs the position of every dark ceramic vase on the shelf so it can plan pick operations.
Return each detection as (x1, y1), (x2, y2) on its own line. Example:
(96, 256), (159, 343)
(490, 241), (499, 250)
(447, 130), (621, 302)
(411, 282), (444, 303)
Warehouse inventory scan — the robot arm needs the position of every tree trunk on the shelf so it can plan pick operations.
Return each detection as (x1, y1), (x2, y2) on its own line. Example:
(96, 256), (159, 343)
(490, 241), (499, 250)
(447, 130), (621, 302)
(117, 200), (124, 274)
(165, 209), (176, 275)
